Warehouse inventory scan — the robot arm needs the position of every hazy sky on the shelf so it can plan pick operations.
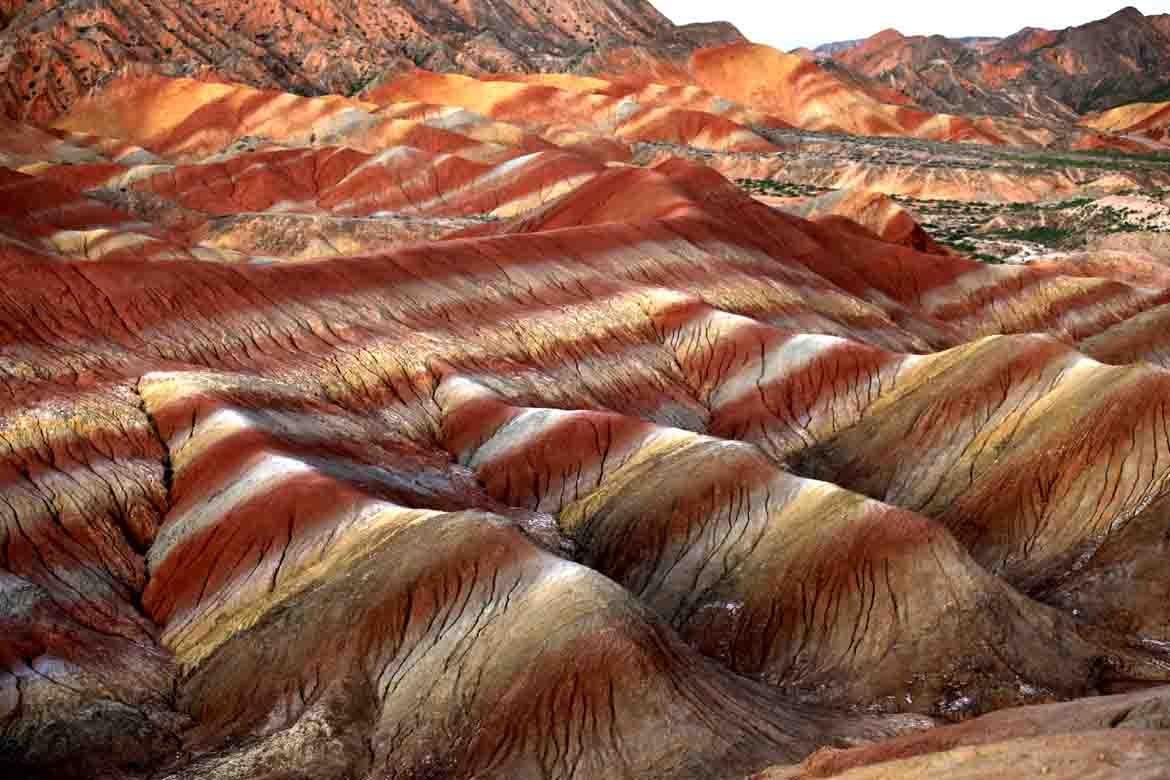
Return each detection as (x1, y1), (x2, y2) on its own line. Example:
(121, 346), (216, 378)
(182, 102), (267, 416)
(654, 2), (1161, 51)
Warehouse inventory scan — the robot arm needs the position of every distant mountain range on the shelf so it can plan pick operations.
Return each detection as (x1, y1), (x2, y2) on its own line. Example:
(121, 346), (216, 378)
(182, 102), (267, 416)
(807, 7), (1170, 121)
(4, 1), (1170, 134)
(813, 36), (1001, 58)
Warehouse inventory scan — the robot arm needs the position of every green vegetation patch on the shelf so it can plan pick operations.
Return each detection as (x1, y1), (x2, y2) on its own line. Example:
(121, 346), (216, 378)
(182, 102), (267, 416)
(984, 226), (1073, 246)
(735, 179), (830, 198)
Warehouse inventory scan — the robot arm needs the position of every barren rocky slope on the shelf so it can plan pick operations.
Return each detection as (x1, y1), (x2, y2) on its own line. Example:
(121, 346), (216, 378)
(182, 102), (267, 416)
(0, 0), (743, 122)
(826, 7), (1170, 121)
(3, 64), (1170, 780)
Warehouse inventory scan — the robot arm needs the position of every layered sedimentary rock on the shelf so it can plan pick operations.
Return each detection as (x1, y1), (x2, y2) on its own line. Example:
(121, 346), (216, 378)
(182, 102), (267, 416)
(1, 163), (946, 778)
(685, 43), (1138, 150)
(5, 64), (1170, 780)
(136, 368), (875, 780)
(787, 334), (1170, 646)
(365, 69), (784, 154)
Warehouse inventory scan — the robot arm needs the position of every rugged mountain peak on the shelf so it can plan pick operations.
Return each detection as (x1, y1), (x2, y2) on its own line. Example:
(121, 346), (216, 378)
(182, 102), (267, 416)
(675, 20), (746, 48)
(826, 6), (1170, 119)
(1108, 5), (1147, 22)
(869, 28), (906, 46)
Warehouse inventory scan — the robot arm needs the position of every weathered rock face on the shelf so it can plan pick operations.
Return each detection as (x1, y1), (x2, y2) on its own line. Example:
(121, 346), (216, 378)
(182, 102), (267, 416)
(826, 7), (1170, 121)
(0, 0), (728, 122)
(6, 62), (1170, 780)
